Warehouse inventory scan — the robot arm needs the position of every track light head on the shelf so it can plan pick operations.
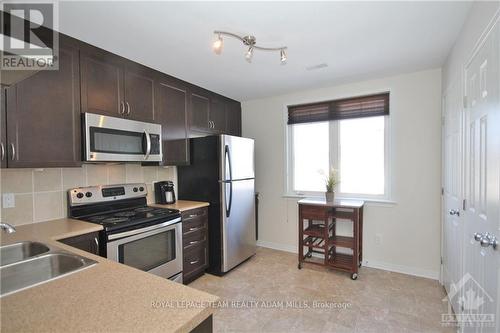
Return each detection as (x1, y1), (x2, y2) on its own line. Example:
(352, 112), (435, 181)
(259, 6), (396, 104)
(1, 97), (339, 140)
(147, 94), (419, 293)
(245, 46), (254, 63)
(280, 48), (287, 64)
(213, 34), (223, 55)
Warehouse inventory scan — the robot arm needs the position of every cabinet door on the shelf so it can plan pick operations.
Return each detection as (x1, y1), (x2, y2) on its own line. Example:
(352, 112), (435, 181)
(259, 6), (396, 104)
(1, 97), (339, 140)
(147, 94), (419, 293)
(59, 232), (100, 255)
(226, 100), (242, 136)
(124, 69), (154, 122)
(210, 98), (227, 133)
(156, 80), (189, 165)
(6, 42), (81, 168)
(80, 51), (124, 117)
(190, 92), (210, 132)
(0, 86), (6, 168)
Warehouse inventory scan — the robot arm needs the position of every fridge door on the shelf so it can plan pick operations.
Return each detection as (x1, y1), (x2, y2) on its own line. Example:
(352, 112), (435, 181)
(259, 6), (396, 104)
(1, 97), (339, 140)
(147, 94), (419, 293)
(221, 178), (256, 272)
(220, 135), (254, 181)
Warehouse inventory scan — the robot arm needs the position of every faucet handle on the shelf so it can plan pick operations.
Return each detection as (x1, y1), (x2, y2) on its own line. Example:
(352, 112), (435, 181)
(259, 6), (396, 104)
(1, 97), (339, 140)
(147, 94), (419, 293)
(0, 223), (16, 234)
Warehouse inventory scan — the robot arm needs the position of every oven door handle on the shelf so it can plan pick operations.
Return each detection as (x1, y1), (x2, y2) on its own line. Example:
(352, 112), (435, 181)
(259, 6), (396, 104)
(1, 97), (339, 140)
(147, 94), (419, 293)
(108, 217), (181, 241)
(143, 130), (152, 160)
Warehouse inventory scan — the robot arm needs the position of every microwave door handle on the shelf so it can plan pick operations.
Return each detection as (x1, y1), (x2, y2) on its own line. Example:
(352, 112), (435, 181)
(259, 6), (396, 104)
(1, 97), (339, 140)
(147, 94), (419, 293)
(143, 130), (151, 160)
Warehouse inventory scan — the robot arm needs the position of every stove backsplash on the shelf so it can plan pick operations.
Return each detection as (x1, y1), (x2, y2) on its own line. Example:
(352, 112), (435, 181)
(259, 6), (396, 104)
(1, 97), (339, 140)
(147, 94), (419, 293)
(0, 164), (177, 226)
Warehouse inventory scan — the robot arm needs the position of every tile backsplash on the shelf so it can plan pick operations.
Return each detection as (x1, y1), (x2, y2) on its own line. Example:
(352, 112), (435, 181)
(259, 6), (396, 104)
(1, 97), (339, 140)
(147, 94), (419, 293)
(0, 164), (177, 226)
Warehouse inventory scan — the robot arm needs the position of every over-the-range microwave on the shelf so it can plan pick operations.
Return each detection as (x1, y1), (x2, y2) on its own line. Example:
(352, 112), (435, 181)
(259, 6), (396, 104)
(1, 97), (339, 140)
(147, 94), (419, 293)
(83, 113), (162, 162)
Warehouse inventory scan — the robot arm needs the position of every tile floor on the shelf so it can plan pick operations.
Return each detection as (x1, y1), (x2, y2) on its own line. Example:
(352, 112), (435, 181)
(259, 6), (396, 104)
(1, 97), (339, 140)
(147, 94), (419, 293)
(189, 247), (454, 333)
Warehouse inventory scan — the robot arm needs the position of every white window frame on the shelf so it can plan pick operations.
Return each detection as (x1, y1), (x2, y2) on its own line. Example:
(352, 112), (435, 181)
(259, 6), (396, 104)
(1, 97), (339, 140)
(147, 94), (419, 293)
(284, 110), (392, 202)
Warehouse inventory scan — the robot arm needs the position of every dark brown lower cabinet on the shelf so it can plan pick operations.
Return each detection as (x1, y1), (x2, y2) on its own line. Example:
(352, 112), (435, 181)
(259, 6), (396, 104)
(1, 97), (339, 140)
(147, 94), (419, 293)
(182, 207), (209, 284)
(190, 315), (213, 333)
(59, 231), (100, 256)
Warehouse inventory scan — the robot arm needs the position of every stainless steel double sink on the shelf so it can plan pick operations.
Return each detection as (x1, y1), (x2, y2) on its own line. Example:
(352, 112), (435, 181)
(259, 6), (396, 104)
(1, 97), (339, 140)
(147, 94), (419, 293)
(0, 241), (97, 297)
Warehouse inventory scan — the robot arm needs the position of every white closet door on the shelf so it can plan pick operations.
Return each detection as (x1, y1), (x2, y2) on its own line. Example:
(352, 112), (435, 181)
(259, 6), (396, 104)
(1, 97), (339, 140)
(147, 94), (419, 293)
(442, 78), (464, 315)
(463, 19), (499, 333)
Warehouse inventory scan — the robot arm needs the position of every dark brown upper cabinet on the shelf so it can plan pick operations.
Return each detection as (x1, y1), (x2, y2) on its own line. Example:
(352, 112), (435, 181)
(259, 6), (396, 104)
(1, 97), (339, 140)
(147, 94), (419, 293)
(226, 100), (242, 136)
(5, 38), (81, 168)
(190, 91), (211, 132)
(80, 51), (124, 118)
(156, 79), (189, 165)
(0, 86), (7, 168)
(80, 48), (154, 122)
(123, 67), (154, 122)
(210, 98), (227, 133)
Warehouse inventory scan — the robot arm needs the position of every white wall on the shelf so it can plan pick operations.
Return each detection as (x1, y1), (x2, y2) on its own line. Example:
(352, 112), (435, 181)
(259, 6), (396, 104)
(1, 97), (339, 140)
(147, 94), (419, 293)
(242, 69), (442, 279)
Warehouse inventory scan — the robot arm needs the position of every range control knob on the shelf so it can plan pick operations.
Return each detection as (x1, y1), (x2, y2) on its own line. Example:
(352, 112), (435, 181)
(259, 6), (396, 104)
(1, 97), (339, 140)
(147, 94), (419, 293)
(76, 192), (84, 199)
(139, 187), (145, 192)
(85, 192), (93, 198)
(133, 187), (138, 192)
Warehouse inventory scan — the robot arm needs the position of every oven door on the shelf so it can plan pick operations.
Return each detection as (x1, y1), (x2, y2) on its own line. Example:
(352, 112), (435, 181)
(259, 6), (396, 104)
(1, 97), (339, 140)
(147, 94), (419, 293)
(84, 113), (162, 162)
(106, 219), (182, 280)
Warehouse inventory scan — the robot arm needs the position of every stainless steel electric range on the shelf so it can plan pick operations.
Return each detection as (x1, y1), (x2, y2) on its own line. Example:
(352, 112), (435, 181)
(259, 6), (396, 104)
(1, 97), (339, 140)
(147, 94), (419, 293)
(68, 183), (183, 283)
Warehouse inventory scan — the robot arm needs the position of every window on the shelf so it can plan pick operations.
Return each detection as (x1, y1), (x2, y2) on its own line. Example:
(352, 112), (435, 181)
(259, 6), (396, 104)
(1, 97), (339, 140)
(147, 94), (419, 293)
(286, 93), (390, 199)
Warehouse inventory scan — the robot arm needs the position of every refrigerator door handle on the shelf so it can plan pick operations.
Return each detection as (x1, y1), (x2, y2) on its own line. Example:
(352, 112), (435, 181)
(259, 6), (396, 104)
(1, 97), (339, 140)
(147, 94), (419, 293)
(225, 145), (233, 217)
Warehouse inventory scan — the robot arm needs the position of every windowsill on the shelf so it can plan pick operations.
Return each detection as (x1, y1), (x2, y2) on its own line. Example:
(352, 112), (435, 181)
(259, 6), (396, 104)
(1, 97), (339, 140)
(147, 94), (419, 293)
(282, 193), (397, 206)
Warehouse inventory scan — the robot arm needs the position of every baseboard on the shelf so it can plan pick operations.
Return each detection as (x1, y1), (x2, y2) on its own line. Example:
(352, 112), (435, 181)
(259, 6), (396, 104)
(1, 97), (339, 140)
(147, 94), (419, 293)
(257, 240), (297, 253)
(256, 240), (439, 280)
(363, 260), (439, 280)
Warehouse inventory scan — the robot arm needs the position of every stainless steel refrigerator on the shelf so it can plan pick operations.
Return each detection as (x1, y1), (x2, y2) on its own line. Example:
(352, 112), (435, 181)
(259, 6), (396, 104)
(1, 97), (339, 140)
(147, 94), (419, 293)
(177, 135), (256, 274)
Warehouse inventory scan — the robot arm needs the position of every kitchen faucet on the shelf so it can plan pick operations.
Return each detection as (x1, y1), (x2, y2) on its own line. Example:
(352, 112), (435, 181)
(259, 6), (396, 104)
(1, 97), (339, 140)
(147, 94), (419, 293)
(0, 223), (16, 234)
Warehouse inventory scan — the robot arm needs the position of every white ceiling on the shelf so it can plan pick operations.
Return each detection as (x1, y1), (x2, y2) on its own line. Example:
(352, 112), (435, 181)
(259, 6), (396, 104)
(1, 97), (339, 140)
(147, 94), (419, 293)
(57, 1), (472, 101)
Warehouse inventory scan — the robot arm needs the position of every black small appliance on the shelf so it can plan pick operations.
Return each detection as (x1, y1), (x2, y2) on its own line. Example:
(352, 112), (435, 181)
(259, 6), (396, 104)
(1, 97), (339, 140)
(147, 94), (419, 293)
(155, 181), (176, 204)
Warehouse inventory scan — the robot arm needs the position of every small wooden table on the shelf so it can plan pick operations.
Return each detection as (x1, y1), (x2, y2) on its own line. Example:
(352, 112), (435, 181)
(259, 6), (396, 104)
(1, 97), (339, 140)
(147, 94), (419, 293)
(297, 198), (364, 280)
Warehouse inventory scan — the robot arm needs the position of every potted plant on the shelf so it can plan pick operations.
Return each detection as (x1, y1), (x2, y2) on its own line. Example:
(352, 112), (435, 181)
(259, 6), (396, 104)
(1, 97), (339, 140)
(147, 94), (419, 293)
(324, 168), (339, 202)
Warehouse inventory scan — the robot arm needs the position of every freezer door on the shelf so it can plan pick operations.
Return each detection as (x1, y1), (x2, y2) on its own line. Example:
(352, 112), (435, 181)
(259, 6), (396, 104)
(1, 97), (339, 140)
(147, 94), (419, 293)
(220, 135), (254, 181)
(221, 178), (256, 272)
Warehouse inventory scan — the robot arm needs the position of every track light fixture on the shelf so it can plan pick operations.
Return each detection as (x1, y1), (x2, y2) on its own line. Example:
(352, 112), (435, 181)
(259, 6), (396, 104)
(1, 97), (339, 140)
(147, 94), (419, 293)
(212, 30), (288, 64)
(245, 46), (254, 63)
(212, 33), (223, 55)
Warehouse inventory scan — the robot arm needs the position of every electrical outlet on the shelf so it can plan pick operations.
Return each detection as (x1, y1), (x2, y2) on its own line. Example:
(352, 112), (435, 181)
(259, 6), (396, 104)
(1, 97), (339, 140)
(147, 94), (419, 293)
(2, 193), (15, 208)
(375, 233), (383, 245)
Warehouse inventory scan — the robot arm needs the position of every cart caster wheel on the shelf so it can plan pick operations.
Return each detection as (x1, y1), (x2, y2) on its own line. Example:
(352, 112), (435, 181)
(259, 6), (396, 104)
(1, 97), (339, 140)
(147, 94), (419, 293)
(306, 253), (312, 258)
(351, 273), (358, 280)
(298, 263), (302, 270)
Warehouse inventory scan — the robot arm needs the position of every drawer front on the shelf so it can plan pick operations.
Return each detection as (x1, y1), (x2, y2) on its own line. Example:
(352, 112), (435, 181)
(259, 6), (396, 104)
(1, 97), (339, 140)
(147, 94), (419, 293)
(181, 207), (207, 221)
(183, 242), (207, 276)
(183, 228), (207, 250)
(300, 205), (330, 220)
(183, 216), (206, 234)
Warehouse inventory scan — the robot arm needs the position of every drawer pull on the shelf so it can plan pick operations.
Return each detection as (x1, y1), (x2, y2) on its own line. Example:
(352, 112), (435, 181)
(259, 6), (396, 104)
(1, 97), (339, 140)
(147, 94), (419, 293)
(190, 260), (199, 265)
(189, 227), (201, 232)
(188, 214), (198, 218)
(189, 240), (200, 245)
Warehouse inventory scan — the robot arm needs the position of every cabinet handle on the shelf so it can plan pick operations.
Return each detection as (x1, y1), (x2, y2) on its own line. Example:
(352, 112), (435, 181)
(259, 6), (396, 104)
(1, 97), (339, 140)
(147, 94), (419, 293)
(190, 260), (199, 265)
(189, 227), (201, 232)
(0, 143), (4, 161)
(188, 214), (199, 219)
(208, 120), (212, 128)
(120, 101), (125, 115)
(189, 240), (200, 245)
(94, 237), (99, 253)
(212, 120), (216, 129)
(9, 143), (15, 161)
(126, 101), (131, 116)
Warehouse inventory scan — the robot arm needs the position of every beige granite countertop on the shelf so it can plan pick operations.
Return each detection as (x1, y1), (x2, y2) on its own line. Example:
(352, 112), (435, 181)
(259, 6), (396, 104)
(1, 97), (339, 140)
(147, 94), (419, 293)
(0, 218), (218, 333)
(152, 200), (209, 212)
